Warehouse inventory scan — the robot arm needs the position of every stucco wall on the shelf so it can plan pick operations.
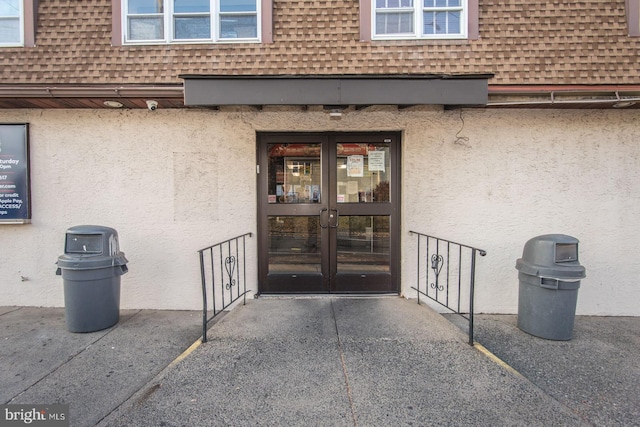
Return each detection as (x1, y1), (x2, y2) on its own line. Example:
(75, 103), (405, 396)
(0, 107), (638, 315)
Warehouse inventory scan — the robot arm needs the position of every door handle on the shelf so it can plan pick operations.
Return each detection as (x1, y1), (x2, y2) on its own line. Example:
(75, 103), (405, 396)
(320, 208), (328, 229)
(330, 208), (339, 228)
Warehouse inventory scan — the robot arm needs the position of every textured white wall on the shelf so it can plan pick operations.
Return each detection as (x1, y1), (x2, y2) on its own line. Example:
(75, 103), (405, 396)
(0, 107), (638, 315)
(402, 108), (640, 315)
(0, 109), (258, 310)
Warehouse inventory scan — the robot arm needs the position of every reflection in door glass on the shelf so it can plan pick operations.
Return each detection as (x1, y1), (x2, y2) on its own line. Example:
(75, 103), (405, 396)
(268, 216), (321, 273)
(336, 143), (390, 203)
(337, 216), (390, 273)
(267, 143), (321, 204)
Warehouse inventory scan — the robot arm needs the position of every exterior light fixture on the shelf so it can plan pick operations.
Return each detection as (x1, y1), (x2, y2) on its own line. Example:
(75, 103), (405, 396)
(103, 100), (124, 108)
(324, 105), (346, 120)
(329, 109), (343, 120)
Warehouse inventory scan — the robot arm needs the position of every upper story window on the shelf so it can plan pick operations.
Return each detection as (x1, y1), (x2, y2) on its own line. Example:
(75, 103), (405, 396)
(0, 0), (23, 46)
(123, 0), (260, 44)
(373, 0), (467, 40)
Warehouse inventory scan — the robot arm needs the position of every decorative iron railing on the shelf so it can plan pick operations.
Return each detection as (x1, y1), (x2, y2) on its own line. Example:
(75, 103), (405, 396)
(198, 233), (252, 343)
(409, 231), (487, 345)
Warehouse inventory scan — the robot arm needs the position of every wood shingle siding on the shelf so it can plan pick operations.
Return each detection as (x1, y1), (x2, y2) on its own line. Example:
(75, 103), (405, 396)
(0, 0), (638, 85)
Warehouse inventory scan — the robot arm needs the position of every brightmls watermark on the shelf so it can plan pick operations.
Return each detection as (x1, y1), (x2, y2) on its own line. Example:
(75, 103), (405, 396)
(0, 405), (69, 426)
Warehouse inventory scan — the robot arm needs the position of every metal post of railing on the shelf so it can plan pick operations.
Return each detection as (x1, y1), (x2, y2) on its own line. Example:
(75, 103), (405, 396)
(210, 247), (216, 316)
(457, 245), (462, 313)
(199, 250), (208, 343)
(469, 249), (477, 346)
(242, 234), (248, 306)
(219, 246), (225, 310)
(416, 234), (421, 305)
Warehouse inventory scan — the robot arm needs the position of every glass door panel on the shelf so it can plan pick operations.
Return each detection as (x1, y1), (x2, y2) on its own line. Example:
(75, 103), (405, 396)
(267, 143), (322, 204)
(336, 143), (391, 204)
(336, 216), (390, 274)
(268, 216), (321, 274)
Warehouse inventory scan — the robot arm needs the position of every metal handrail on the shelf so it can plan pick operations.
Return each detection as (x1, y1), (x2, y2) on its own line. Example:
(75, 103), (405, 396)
(198, 232), (252, 343)
(409, 230), (487, 345)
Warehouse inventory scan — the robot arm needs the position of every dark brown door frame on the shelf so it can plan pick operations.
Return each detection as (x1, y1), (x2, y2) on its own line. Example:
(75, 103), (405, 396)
(256, 131), (401, 294)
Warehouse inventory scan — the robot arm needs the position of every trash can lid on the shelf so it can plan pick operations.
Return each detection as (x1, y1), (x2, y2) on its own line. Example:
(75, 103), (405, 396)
(57, 252), (128, 270)
(58, 225), (128, 270)
(515, 234), (586, 279)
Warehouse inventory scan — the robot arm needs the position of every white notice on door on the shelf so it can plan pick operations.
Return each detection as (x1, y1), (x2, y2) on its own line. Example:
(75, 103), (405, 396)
(347, 155), (364, 177)
(368, 150), (385, 172)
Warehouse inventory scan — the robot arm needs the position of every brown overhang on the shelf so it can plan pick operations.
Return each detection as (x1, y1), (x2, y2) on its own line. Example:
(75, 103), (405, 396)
(180, 74), (492, 107)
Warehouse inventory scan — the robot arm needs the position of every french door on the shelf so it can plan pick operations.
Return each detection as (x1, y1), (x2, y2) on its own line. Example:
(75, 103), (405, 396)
(257, 132), (400, 293)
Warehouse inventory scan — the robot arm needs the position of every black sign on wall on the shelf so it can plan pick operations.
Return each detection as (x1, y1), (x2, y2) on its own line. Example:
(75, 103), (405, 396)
(0, 124), (31, 224)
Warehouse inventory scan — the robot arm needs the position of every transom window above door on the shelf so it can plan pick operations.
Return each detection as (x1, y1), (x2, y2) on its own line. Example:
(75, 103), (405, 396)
(123, 0), (260, 44)
(373, 0), (467, 40)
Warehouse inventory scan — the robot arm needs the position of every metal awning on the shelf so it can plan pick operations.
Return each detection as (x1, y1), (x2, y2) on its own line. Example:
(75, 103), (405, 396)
(180, 74), (491, 107)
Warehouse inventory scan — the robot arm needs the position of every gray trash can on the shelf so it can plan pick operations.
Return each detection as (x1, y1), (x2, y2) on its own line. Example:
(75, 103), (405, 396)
(515, 234), (586, 340)
(56, 225), (128, 333)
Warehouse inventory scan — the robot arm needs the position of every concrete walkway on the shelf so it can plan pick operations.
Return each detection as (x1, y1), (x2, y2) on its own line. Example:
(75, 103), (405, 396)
(2, 298), (639, 426)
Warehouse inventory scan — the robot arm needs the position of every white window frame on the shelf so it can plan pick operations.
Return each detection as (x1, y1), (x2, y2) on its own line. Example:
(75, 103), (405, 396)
(0, 0), (24, 47)
(122, 0), (261, 45)
(372, 0), (467, 40)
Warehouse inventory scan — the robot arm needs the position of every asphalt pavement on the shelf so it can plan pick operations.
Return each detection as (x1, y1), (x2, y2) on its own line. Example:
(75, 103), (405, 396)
(1, 298), (638, 427)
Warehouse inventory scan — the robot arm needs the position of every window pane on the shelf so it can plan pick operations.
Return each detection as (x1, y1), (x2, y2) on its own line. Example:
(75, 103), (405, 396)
(0, 18), (20, 43)
(379, 0), (413, 8)
(220, 0), (257, 13)
(448, 11), (460, 33)
(174, 0), (209, 13)
(220, 15), (257, 38)
(128, 17), (164, 40)
(0, 0), (20, 16)
(175, 16), (210, 39)
(424, 0), (461, 8)
(128, 0), (163, 14)
(435, 11), (447, 33)
(375, 12), (413, 34)
(424, 10), (460, 34)
(423, 11), (434, 33)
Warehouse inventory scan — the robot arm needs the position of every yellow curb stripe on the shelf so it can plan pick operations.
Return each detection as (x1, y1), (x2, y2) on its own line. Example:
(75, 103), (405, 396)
(473, 342), (526, 379)
(168, 338), (202, 368)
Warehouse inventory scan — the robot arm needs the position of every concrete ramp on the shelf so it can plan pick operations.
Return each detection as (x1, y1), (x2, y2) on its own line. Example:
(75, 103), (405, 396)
(102, 297), (583, 426)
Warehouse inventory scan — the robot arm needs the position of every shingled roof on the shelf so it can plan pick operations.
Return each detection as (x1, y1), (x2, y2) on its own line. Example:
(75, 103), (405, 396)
(1, 0), (638, 86)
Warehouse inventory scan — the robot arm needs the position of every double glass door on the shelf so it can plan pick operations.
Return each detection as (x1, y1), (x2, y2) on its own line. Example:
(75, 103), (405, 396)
(257, 133), (400, 293)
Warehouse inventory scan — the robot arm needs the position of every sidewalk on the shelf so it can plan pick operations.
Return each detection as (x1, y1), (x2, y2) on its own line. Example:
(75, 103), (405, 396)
(2, 299), (638, 427)
(473, 313), (640, 427)
(0, 306), (203, 426)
